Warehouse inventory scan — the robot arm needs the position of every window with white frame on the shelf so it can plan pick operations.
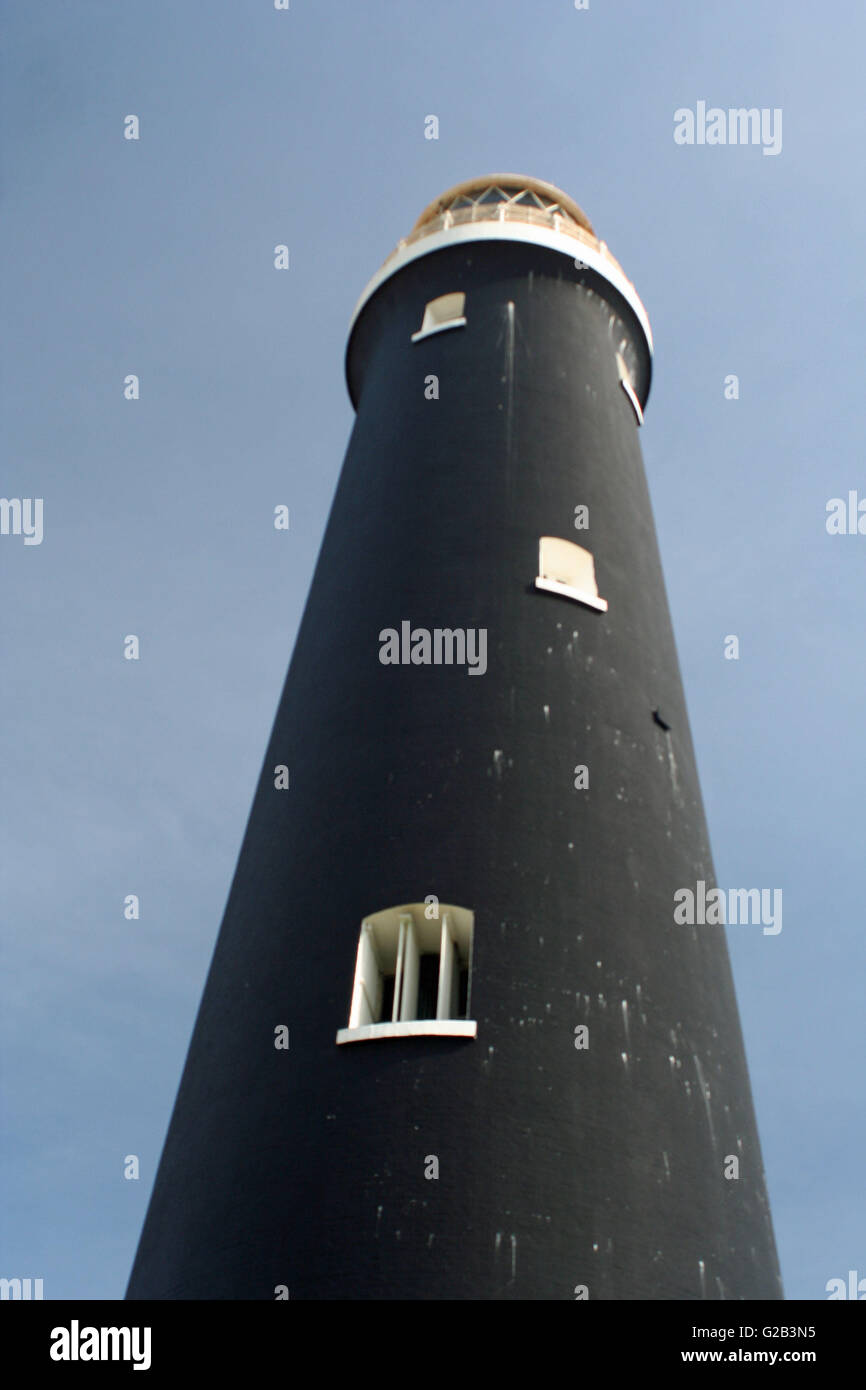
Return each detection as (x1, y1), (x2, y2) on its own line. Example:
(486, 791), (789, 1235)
(410, 292), (467, 343)
(337, 903), (476, 1043)
(535, 536), (608, 612)
(616, 351), (644, 426)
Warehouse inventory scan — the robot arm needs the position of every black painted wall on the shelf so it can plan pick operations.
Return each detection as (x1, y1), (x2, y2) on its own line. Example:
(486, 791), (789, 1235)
(127, 238), (783, 1300)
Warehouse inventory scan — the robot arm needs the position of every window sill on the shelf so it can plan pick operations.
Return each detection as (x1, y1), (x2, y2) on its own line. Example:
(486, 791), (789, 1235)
(620, 375), (644, 425)
(336, 1020), (477, 1045)
(410, 317), (467, 343)
(535, 577), (608, 612)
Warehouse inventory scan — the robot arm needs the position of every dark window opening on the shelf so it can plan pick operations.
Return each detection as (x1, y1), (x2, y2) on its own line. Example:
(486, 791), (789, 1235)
(416, 954), (440, 1020)
(380, 974), (395, 1022)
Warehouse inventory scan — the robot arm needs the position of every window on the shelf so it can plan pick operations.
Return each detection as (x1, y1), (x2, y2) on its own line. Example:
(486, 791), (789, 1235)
(336, 903), (476, 1043)
(410, 292), (467, 342)
(616, 351), (644, 426)
(535, 537), (608, 612)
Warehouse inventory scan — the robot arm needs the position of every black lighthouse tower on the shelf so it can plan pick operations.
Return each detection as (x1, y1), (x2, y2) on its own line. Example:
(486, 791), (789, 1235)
(127, 176), (783, 1301)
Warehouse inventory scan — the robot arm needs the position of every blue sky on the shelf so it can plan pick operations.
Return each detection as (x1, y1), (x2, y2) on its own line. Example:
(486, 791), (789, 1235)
(2, 0), (864, 1300)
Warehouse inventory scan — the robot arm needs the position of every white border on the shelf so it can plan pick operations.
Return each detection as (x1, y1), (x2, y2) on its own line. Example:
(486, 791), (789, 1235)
(410, 316), (467, 343)
(336, 1019), (478, 1045)
(348, 221), (653, 361)
(620, 375), (645, 426)
(535, 577), (608, 612)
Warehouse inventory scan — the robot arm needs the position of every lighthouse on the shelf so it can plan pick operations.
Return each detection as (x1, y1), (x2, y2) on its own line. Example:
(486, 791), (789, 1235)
(127, 176), (783, 1300)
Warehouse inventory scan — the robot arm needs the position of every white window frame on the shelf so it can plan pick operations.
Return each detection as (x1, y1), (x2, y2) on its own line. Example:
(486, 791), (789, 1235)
(616, 351), (644, 426)
(338, 903), (476, 1044)
(410, 292), (467, 342)
(534, 536), (608, 612)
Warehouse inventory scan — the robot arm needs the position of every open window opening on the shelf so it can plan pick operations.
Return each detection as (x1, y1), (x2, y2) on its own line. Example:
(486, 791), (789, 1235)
(616, 351), (644, 426)
(410, 292), (467, 343)
(337, 903), (476, 1043)
(534, 537), (608, 612)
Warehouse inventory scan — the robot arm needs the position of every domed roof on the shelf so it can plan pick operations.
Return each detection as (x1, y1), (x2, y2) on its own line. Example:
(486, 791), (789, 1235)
(411, 174), (595, 237)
